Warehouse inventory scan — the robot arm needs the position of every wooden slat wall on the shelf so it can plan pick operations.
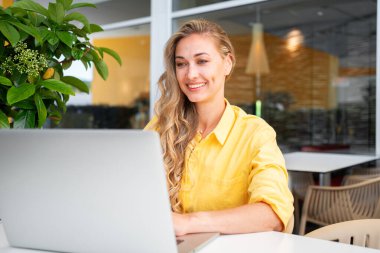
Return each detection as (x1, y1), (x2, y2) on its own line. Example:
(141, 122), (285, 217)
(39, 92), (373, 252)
(227, 33), (339, 110)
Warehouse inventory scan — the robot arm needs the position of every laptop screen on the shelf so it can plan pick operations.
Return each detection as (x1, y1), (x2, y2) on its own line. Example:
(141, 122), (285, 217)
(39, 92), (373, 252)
(0, 129), (178, 253)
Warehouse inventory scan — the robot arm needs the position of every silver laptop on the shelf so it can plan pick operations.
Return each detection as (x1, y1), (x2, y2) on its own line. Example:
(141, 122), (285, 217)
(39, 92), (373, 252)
(0, 130), (217, 253)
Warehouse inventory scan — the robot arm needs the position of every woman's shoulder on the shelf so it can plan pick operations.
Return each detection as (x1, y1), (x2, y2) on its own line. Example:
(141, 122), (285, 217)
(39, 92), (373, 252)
(230, 105), (273, 131)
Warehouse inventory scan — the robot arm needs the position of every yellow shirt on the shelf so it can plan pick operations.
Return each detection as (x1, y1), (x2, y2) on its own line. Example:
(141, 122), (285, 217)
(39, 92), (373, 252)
(145, 101), (294, 229)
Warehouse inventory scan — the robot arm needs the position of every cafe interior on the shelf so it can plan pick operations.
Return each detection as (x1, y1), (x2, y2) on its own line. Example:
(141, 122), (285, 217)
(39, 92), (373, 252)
(43, 0), (380, 240)
(1, 0), (380, 251)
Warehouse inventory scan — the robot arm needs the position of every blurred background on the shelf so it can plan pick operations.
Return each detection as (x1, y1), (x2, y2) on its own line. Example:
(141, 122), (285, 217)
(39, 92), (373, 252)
(34, 0), (377, 155)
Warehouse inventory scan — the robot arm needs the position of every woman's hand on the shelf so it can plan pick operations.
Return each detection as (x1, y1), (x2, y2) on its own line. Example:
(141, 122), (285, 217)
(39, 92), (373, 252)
(172, 212), (191, 236)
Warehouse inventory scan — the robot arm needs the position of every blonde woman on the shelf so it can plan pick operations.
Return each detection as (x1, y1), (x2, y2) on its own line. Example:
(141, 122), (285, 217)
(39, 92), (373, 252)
(145, 19), (293, 236)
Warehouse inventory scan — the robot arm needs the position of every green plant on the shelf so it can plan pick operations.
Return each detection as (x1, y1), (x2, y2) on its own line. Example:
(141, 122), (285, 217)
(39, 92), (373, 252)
(0, 0), (121, 128)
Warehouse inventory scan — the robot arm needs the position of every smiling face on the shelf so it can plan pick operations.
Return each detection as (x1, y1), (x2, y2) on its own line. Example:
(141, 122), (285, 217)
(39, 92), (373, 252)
(174, 33), (232, 105)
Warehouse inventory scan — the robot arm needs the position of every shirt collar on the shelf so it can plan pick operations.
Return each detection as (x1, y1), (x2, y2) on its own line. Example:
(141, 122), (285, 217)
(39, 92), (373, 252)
(212, 99), (235, 145)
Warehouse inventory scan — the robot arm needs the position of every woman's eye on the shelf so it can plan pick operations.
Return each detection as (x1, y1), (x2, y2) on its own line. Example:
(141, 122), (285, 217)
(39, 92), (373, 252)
(176, 62), (186, 68)
(198, 59), (208, 64)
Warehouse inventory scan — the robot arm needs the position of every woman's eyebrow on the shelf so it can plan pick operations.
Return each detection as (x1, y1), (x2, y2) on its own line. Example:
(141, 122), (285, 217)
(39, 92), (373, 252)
(175, 52), (209, 59)
(194, 52), (209, 57)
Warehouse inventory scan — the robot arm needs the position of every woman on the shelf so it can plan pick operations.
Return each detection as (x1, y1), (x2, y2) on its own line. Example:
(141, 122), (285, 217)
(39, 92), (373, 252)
(145, 19), (293, 236)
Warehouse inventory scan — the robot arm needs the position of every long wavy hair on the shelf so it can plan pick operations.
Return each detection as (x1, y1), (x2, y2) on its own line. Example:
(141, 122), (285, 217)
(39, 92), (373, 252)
(153, 19), (236, 212)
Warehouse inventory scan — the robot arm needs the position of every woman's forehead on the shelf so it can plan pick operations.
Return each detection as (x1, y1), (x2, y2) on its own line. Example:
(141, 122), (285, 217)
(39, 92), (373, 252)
(175, 34), (220, 56)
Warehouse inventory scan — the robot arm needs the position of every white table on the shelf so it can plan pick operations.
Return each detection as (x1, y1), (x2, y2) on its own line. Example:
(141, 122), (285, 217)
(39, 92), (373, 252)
(284, 152), (379, 185)
(198, 231), (379, 253)
(1, 222), (378, 253)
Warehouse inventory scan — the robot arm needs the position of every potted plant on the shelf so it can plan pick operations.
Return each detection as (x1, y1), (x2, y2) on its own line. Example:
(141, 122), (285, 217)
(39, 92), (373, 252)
(0, 0), (121, 128)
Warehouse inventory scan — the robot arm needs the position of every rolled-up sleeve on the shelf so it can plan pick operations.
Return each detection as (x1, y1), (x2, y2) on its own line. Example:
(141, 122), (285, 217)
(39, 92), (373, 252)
(247, 125), (294, 231)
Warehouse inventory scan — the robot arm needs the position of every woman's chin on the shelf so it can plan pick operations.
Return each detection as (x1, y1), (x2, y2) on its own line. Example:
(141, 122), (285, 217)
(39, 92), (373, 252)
(186, 95), (206, 103)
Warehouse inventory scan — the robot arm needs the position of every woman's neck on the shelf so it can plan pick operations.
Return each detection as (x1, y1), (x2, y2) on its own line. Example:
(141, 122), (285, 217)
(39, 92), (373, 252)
(196, 99), (226, 137)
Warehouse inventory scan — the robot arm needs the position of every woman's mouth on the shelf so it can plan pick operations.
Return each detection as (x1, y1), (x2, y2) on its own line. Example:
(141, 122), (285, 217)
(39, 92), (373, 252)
(188, 82), (206, 89)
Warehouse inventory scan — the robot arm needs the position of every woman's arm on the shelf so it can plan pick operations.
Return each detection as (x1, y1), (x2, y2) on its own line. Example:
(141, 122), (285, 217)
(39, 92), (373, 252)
(172, 202), (283, 236)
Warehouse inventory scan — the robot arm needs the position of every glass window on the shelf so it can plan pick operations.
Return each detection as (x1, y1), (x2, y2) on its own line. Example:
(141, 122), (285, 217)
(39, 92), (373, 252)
(172, 0), (232, 11)
(55, 24), (151, 129)
(36, 0), (151, 25)
(81, 0), (151, 25)
(173, 0), (376, 154)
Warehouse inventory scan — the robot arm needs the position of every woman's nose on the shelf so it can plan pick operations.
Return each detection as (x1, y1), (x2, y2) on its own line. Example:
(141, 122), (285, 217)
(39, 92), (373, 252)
(186, 64), (198, 79)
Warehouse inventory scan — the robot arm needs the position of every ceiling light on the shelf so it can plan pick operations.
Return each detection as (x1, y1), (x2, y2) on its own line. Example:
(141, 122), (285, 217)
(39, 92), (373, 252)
(286, 29), (304, 52)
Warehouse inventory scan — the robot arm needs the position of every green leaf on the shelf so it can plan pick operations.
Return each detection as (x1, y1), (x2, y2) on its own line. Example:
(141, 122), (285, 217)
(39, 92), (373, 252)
(48, 41), (59, 52)
(39, 89), (65, 112)
(54, 63), (64, 77)
(7, 20), (43, 44)
(34, 92), (47, 128)
(48, 2), (65, 24)
(13, 100), (35, 109)
(94, 60), (108, 80)
(48, 104), (62, 123)
(0, 39), (4, 56)
(72, 27), (87, 37)
(38, 79), (75, 95)
(19, 29), (29, 41)
(89, 49), (100, 61)
(0, 87), (7, 103)
(71, 47), (84, 60)
(62, 93), (69, 103)
(58, 44), (73, 58)
(57, 96), (67, 113)
(12, 8), (28, 17)
(9, 69), (27, 86)
(47, 32), (59, 45)
(68, 3), (96, 10)
(7, 84), (36, 105)
(0, 76), (12, 86)
(12, 0), (50, 17)
(62, 0), (74, 10)
(61, 76), (89, 93)
(64, 12), (90, 29)
(56, 31), (73, 48)
(82, 51), (93, 62)
(13, 109), (35, 128)
(27, 10), (39, 26)
(39, 27), (50, 42)
(39, 88), (58, 99)
(81, 59), (89, 70)
(56, 0), (70, 10)
(0, 21), (20, 46)
(99, 47), (122, 65)
(0, 110), (10, 129)
(96, 47), (103, 58)
(89, 24), (103, 33)
(62, 60), (72, 70)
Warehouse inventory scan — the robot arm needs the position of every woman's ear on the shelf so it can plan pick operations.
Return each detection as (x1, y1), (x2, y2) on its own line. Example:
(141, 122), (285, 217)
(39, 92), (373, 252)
(224, 54), (233, 76)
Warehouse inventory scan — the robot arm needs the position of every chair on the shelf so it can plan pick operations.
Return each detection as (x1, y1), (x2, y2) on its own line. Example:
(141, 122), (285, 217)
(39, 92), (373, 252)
(305, 219), (380, 249)
(342, 174), (380, 185)
(299, 177), (380, 235)
(342, 165), (380, 185)
(352, 166), (380, 175)
(288, 172), (315, 232)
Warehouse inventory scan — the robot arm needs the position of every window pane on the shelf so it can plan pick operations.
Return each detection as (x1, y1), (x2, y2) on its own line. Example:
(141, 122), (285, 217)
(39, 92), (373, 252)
(55, 24), (151, 129)
(36, 0), (151, 25)
(82, 0), (150, 25)
(173, 0), (376, 154)
(173, 0), (232, 11)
